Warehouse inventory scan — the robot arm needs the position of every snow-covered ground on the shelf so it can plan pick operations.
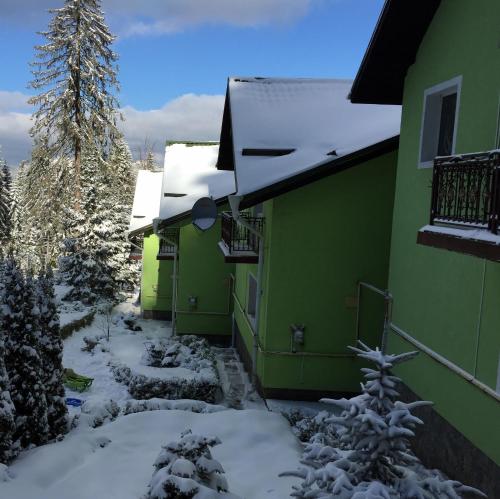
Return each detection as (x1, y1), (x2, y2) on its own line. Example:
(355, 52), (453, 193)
(1, 302), (303, 498)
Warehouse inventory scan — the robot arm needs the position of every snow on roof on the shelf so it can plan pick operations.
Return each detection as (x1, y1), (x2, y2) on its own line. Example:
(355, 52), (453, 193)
(158, 143), (235, 224)
(129, 170), (163, 234)
(228, 77), (401, 196)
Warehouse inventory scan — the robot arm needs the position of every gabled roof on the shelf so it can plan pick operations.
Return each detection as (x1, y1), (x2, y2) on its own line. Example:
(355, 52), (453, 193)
(157, 142), (235, 227)
(216, 77), (401, 205)
(129, 170), (163, 236)
(349, 0), (441, 104)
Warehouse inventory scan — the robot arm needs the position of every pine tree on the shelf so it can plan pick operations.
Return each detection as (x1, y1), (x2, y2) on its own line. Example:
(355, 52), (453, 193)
(144, 151), (156, 172)
(108, 136), (135, 206)
(0, 151), (13, 250)
(282, 342), (486, 498)
(36, 266), (68, 440)
(1, 261), (49, 449)
(29, 0), (121, 208)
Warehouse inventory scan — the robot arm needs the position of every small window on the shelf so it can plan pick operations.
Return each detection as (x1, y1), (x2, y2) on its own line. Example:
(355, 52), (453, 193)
(252, 203), (264, 217)
(247, 273), (257, 323)
(419, 76), (462, 168)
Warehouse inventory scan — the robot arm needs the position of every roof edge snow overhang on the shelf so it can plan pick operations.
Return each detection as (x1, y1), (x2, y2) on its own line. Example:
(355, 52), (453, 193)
(156, 195), (233, 231)
(238, 135), (400, 210)
(349, 0), (441, 104)
(216, 81), (236, 171)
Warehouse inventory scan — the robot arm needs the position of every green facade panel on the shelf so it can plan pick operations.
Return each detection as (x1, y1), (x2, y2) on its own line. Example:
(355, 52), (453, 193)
(234, 151), (398, 394)
(141, 233), (174, 314)
(386, 0), (500, 464)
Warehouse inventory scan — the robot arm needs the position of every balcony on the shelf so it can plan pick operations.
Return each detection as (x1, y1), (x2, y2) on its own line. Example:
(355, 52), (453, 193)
(218, 212), (264, 263)
(157, 229), (180, 260)
(418, 151), (500, 261)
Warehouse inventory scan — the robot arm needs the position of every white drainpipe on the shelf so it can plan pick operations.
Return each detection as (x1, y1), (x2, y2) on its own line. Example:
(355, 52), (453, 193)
(229, 195), (265, 387)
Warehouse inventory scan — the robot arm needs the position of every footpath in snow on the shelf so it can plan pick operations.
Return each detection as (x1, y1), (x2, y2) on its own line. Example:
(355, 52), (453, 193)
(0, 301), (302, 499)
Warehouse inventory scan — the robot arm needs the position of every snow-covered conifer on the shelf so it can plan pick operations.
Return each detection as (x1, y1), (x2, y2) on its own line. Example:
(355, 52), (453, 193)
(0, 152), (13, 250)
(1, 261), (49, 449)
(29, 0), (121, 208)
(0, 327), (16, 464)
(36, 266), (68, 439)
(146, 429), (238, 499)
(282, 342), (486, 498)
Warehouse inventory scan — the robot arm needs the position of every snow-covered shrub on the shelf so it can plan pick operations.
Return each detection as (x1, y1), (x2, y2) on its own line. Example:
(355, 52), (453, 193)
(110, 363), (221, 404)
(123, 398), (226, 416)
(81, 335), (105, 353)
(281, 342), (486, 499)
(142, 335), (216, 372)
(36, 266), (69, 440)
(284, 409), (337, 446)
(112, 311), (142, 331)
(80, 399), (121, 428)
(145, 429), (239, 499)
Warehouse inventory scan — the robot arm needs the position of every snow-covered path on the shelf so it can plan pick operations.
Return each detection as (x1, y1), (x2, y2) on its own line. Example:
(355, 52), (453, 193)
(1, 306), (302, 498)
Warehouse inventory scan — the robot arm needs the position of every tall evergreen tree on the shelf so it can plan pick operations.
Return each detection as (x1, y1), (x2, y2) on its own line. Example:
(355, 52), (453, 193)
(0, 151), (13, 249)
(36, 266), (68, 440)
(0, 290), (16, 464)
(2, 261), (49, 449)
(29, 0), (121, 208)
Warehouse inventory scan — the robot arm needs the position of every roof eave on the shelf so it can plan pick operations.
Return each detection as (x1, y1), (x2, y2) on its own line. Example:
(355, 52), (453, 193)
(239, 136), (400, 210)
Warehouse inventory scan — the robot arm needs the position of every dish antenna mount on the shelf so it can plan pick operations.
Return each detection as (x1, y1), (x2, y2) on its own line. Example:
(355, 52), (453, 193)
(192, 197), (218, 231)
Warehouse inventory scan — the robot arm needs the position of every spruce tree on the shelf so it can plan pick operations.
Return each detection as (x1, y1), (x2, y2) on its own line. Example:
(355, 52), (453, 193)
(0, 323), (16, 464)
(37, 266), (68, 440)
(0, 152), (13, 249)
(29, 0), (121, 208)
(2, 261), (49, 449)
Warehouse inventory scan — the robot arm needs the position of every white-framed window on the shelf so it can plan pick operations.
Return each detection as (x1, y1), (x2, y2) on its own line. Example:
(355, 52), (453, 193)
(418, 75), (462, 168)
(247, 272), (258, 325)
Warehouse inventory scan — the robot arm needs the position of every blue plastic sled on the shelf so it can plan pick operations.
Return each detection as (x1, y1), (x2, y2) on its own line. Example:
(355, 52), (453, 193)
(66, 398), (84, 407)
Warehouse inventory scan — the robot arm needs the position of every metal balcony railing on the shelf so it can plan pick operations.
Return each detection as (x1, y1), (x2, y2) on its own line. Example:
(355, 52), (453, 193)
(157, 229), (180, 257)
(430, 151), (500, 234)
(221, 212), (264, 253)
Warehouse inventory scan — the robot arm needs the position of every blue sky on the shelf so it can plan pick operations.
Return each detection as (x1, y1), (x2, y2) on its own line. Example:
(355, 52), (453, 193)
(0, 0), (384, 164)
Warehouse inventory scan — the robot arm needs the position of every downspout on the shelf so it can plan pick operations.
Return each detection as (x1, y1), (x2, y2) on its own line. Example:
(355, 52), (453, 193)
(229, 195), (265, 387)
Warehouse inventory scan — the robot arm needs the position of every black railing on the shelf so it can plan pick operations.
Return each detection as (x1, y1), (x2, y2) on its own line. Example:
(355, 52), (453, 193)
(221, 212), (264, 253)
(158, 229), (180, 256)
(430, 151), (500, 234)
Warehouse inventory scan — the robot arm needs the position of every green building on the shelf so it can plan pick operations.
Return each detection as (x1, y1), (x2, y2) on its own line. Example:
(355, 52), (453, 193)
(129, 170), (174, 320)
(215, 77), (401, 398)
(149, 142), (236, 340)
(350, 0), (500, 494)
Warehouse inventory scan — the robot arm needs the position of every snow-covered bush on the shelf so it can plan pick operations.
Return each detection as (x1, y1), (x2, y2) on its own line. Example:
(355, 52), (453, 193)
(123, 398), (226, 416)
(80, 399), (121, 428)
(281, 342), (486, 499)
(81, 335), (105, 353)
(145, 429), (239, 499)
(142, 335), (216, 372)
(284, 409), (338, 446)
(111, 363), (221, 404)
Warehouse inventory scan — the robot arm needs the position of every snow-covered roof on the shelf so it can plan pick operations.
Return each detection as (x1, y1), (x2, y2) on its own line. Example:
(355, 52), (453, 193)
(129, 170), (163, 234)
(223, 77), (401, 197)
(158, 143), (236, 225)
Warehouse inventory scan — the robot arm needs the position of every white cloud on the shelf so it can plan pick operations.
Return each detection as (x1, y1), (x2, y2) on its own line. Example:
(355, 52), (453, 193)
(120, 93), (225, 160)
(1, 0), (314, 35)
(0, 90), (224, 166)
(0, 91), (33, 166)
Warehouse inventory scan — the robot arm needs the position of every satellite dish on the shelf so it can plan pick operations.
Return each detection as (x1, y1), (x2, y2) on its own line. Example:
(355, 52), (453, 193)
(192, 197), (218, 231)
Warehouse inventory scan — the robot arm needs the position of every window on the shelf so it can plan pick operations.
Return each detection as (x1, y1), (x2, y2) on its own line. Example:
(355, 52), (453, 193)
(247, 273), (258, 324)
(419, 76), (462, 168)
(252, 203), (264, 217)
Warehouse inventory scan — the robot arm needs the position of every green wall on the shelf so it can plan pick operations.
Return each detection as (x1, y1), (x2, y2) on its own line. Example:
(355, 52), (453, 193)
(141, 233), (174, 314)
(387, 0), (500, 464)
(234, 151), (398, 394)
(175, 215), (235, 337)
